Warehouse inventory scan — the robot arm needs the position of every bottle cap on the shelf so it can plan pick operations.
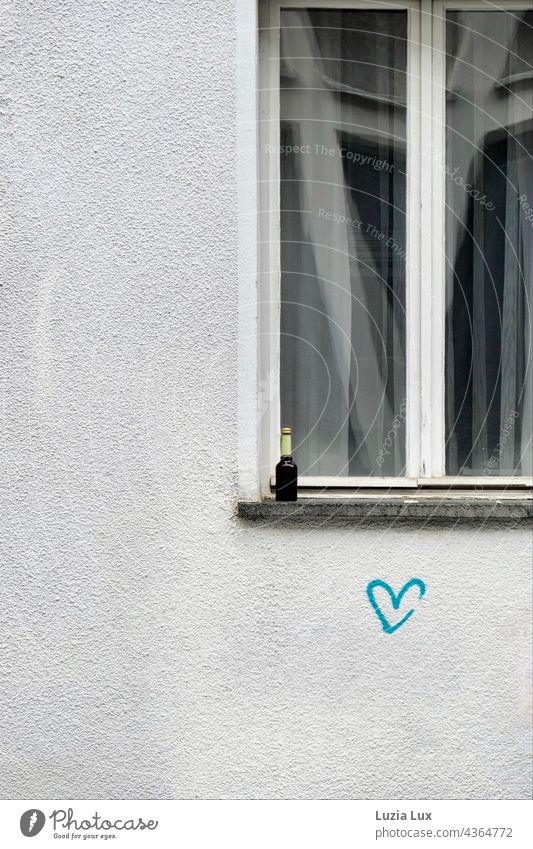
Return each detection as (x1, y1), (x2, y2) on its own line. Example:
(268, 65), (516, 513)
(281, 427), (292, 434)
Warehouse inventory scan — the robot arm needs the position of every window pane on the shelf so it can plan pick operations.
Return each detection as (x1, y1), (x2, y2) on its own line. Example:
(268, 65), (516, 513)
(279, 9), (407, 477)
(445, 10), (533, 476)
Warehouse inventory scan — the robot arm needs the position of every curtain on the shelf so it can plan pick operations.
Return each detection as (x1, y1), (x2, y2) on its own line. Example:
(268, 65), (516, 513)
(446, 10), (533, 476)
(280, 9), (407, 477)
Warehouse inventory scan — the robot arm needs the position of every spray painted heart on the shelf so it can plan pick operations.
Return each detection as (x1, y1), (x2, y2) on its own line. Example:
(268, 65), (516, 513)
(366, 578), (426, 633)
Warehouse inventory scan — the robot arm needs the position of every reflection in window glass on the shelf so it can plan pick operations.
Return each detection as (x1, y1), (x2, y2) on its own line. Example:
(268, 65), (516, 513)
(279, 10), (407, 476)
(445, 11), (533, 476)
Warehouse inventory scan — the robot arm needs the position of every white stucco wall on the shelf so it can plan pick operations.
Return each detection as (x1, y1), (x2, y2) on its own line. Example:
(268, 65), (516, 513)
(0, 0), (531, 800)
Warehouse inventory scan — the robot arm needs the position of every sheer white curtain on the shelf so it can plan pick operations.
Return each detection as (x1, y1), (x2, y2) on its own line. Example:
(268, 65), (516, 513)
(445, 9), (533, 476)
(500, 109), (533, 473)
(280, 9), (407, 477)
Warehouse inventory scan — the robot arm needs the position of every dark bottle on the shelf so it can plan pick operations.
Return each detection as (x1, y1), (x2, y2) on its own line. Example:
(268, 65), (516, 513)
(275, 427), (298, 501)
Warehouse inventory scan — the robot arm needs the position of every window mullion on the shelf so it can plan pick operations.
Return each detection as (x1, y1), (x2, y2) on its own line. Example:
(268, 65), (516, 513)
(420, 0), (446, 478)
(406, 3), (422, 478)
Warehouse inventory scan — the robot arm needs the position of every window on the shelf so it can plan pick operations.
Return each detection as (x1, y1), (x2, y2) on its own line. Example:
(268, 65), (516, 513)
(259, 0), (533, 489)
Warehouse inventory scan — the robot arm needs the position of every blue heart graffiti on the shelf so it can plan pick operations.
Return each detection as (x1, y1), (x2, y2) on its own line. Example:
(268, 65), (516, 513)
(366, 578), (426, 633)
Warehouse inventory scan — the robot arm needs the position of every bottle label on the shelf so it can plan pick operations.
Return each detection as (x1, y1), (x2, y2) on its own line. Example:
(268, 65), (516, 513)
(281, 433), (292, 457)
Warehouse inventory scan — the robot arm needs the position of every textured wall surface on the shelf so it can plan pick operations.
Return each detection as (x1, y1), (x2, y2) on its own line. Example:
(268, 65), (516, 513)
(0, 0), (531, 800)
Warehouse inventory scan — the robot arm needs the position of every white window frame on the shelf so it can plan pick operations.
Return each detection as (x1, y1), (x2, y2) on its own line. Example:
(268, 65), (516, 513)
(258, 0), (533, 494)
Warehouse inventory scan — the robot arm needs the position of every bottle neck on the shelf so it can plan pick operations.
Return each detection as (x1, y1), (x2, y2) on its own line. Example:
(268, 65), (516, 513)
(281, 432), (292, 457)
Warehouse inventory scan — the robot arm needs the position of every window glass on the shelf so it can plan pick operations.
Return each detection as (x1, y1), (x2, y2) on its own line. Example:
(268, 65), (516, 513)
(279, 9), (408, 476)
(445, 10), (533, 476)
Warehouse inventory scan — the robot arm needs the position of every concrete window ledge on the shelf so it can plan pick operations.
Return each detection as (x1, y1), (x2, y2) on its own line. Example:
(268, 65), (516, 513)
(238, 491), (533, 525)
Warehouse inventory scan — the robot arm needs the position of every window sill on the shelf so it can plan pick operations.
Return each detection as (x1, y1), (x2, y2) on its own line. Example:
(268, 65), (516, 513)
(238, 490), (533, 525)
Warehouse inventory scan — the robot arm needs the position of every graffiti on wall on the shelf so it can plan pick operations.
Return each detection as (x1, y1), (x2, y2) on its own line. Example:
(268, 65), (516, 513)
(366, 579), (426, 634)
